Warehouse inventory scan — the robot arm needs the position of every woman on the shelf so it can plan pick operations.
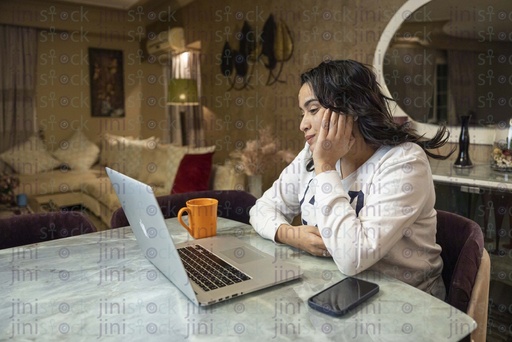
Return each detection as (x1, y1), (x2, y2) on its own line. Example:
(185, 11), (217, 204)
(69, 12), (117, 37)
(249, 59), (453, 299)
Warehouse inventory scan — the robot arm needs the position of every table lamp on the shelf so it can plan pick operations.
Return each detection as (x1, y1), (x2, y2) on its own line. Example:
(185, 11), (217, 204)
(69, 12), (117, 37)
(167, 78), (199, 145)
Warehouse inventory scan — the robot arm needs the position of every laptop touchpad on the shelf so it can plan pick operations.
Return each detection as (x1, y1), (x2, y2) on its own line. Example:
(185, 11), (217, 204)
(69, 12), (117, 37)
(220, 246), (264, 264)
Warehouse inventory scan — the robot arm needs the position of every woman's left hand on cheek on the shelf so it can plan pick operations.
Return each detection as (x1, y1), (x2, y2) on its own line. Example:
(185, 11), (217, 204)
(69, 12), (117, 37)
(313, 110), (355, 173)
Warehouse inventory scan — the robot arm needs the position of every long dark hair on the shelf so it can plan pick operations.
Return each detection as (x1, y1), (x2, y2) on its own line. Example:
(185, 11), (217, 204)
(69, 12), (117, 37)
(300, 59), (454, 165)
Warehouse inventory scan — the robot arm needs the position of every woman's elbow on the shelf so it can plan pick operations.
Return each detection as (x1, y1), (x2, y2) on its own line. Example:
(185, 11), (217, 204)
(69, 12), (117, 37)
(339, 267), (360, 277)
(333, 259), (360, 277)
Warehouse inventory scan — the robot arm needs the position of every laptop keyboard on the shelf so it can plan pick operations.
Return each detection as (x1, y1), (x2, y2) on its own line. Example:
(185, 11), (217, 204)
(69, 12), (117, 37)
(178, 245), (251, 292)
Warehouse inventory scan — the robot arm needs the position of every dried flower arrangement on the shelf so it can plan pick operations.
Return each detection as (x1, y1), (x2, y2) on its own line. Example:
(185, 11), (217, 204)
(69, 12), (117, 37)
(230, 126), (295, 176)
(0, 173), (20, 205)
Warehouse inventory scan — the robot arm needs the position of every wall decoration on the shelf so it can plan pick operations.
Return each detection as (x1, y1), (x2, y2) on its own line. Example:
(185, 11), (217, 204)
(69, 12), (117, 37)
(88, 48), (125, 117)
(221, 14), (293, 90)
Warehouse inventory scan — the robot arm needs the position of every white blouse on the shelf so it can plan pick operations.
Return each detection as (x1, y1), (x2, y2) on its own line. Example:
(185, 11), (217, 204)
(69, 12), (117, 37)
(249, 142), (446, 298)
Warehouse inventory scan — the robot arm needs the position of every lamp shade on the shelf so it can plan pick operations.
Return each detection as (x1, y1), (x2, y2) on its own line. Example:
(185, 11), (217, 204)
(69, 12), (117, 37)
(167, 78), (199, 105)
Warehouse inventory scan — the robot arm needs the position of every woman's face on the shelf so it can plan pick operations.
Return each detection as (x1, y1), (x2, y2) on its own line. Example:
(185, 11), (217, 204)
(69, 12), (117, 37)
(298, 83), (324, 151)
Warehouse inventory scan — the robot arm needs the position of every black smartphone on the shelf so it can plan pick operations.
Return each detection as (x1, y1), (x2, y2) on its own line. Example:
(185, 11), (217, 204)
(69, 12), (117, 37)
(308, 277), (379, 317)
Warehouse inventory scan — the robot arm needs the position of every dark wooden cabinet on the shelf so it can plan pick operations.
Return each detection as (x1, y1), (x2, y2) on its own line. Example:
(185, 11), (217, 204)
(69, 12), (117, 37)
(434, 181), (512, 254)
(433, 177), (512, 342)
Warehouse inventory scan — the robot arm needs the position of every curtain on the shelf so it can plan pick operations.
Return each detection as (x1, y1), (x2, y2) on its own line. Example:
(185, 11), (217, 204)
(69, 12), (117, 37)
(0, 25), (38, 153)
(447, 50), (477, 125)
(167, 51), (204, 147)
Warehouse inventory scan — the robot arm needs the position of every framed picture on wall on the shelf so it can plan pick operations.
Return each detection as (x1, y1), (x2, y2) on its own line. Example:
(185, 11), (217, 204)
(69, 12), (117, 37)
(88, 48), (125, 117)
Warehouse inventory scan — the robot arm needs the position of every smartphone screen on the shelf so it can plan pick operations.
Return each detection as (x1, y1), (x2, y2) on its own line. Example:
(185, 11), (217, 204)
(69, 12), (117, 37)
(308, 277), (379, 317)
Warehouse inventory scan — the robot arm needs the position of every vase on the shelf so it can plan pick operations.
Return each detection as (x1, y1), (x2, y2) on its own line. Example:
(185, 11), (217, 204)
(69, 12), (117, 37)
(248, 174), (263, 198)
(454, 115), (473, 169)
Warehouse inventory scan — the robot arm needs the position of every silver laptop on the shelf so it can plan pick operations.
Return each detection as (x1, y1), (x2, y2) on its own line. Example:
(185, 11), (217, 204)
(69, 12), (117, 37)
(106, 167), (303, 306)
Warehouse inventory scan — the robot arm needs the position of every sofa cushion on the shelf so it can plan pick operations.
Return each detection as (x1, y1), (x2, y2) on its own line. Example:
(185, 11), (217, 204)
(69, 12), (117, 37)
(138, 144), (187, 190)
(0, 135), (61, 175)
(99, 133), (132, 165)
(171, 147), (215, 194)
(100, 134), (159, 179)
(81, 178), (123, 213)
(16, 167), (103, 197)
(212, 161), (246, 191)
(137, 144), (216, 194)
(53, 131), (100, 171)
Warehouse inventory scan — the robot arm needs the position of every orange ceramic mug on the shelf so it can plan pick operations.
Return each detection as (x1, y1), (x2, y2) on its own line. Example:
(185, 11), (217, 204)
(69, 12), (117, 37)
(177, 198), (218, 239)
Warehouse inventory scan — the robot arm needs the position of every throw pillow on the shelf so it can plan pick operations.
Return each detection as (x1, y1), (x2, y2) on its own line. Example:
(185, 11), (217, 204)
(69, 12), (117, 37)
(138, 144), (187, 189)
(99, 134), (159, 179)
(0, 135), (61, 175)
(53, 131), (100, 171)
(99, 133), (133, 166)
(171, 146), (216, 194)
(212, 161), (246, 191)
(121, 140), (158, 178)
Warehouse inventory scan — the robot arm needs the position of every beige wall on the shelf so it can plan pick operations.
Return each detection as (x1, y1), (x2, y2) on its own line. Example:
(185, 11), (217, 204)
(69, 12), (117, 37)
(176, 0), (405, 188)
(0, 0), (406, 189)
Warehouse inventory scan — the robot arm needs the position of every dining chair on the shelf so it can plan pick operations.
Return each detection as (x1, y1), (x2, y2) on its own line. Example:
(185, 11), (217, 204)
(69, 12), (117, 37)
(110, 190), (257, 228)
(0, 211), (97, 249)
(436, 210), (490, 342)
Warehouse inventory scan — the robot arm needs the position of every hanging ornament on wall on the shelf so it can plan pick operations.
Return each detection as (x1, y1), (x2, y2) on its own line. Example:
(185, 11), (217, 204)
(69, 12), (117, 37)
(219, 14), (294, 90)
(239, 20), (256, 68)
(220, 21), (258, 90)
(220, 41), (233, 77)
(264, 16), (293, 85)
(260, 14), (277, 71)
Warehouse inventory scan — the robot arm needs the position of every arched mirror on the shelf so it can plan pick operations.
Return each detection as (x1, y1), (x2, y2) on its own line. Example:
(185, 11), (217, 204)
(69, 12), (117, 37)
(374, 0), (512, 144)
